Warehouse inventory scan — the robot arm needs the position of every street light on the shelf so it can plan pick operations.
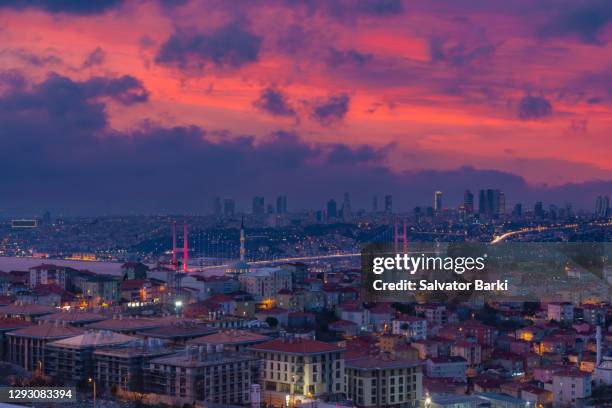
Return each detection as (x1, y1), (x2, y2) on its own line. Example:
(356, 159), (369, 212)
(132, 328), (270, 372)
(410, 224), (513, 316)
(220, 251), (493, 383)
(88, 377), (96, 408)
(425, 394), (432, 408)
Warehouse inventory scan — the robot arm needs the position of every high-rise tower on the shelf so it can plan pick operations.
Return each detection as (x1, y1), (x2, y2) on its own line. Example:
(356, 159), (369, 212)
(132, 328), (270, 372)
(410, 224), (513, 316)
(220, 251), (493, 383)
(434, 191), (442, 213)
(239, 217), (246, 262)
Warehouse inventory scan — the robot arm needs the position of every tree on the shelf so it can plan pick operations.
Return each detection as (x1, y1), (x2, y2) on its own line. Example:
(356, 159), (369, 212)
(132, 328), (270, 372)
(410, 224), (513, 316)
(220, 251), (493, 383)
(265, 317), (279, 328)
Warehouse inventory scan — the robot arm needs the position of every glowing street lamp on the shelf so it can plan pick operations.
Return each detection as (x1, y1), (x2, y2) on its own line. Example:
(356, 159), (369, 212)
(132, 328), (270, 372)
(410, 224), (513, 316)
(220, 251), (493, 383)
(88, 377), (97, 408)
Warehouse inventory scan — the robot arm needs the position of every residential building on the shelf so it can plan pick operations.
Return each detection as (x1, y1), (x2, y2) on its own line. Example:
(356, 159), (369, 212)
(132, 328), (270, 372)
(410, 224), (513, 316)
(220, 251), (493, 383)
(345, 356), (423, 407)
(250, 338), (345, 404)
(145, 346), (256, 405)
(552, 369), (591, 407)
(425, 356), (467, 381)
(451, 341), (482, 366)
(391, 316), (427, 340)
(6, 323), (84, 371)
(547, 302), (574, 323)
(44, 330), (138, 384)
(238, 267), (292, 300)
(94, 340), (174, 392)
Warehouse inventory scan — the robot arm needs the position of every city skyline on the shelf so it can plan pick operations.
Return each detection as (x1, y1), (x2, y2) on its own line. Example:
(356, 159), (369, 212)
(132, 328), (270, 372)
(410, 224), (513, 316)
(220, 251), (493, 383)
(0, 1), (611, 214)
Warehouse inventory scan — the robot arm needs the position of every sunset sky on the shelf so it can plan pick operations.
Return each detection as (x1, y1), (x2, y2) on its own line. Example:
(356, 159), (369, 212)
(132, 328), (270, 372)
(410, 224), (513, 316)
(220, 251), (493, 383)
(1, 0), (611, 214)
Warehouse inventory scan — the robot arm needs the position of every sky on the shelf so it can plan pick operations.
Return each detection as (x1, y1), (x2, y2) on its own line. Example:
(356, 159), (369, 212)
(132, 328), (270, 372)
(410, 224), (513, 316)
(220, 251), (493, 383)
(0, 0), (611, 215)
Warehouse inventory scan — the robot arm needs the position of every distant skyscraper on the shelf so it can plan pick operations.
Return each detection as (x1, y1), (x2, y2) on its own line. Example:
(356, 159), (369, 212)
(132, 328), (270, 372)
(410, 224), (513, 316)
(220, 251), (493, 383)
(549, 204), (558, 220)
(384, 195), (393, 214)
(342, 193), (352, 220)
(266, 204), (275, 214)
(463, 190), (474, 213)
(327, 199), (338, 218)
(276, 195), (288, 214)
(252, 196), (265, 215)
(534, 201), (544, 218)
(41, 211), (51, 225)
(239, 217), (246, 262)
(372, 196), (378, 212)
(223, 198), (235, 217)
(434, 191), (442, 213)
(595, 195), (610, 217)
(478, 190), (486, 214)
(513, 203), (522, 217)
(213, 197), (222, 216)
(478, 189), (503, 217)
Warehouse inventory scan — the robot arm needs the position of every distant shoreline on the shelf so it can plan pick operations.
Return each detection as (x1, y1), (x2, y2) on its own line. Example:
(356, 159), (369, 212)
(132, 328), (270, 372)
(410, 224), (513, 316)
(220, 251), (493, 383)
(0, 256), (124, 276)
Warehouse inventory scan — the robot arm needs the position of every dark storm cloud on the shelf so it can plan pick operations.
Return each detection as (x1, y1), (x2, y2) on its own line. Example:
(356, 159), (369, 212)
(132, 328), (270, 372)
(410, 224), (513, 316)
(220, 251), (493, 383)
(253, 88), (296, 117)
(517, 95), (552, 120)
(326, 144), (386, 164)
(324, 0), (403, 17)
(539, 0), (612, 44)
(0, 0), (123, 15)
(326, 48), (372, 67)
(155, 22), (262, 71)
(0, 73), (149, 138)
(5, 49), (63, 67)
(358, 0), (402, 15)
(82, 75), (149, 105)
(428, 38), (496, 67)
(82, 47), (106, 69)
(311, 94), (350, 124)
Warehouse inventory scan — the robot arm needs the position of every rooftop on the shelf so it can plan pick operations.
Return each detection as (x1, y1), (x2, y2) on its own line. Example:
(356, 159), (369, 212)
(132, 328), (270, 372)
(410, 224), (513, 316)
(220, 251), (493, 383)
(38, 311), (108, 324)
(0, 318), (33, 331)
(7, 323), (84, 339)
(47, 330), (137, 349)
(189, 330), (271, 346)
(85, 317), (166, 332)
(250, 338), (344, 354)
(150, 349), (255, 368)
(138, 323), (218, 339)
(0, 303), (56, 316)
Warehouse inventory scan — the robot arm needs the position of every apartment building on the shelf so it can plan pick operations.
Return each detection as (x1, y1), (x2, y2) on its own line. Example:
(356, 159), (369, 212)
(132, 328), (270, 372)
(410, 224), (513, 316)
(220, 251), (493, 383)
(391, 315), (427, 340)
(94, 340), (174, 392)
(6, 323), (83, 371)
(238, 267), (292, 300)
(552, 369), (591, 407)
(44, 330), (137, 384)
(345, 356), (422, 407)
(250, 338), (345, 404)
(145, 345), (257, 406)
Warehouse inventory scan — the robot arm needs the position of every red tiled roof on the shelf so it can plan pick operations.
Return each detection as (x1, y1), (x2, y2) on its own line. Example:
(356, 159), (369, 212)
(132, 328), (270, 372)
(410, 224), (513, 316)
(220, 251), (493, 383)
(0, 303), (56, 316)
(0, 318), (33, 331)
(7, 323), (84, 339)
(251, 338), (344, 354)
(189, 330), (271, 345)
